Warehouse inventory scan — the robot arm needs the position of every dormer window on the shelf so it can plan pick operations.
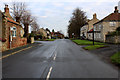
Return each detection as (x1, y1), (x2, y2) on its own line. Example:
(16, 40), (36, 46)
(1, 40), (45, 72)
(110, 22), (116, 26)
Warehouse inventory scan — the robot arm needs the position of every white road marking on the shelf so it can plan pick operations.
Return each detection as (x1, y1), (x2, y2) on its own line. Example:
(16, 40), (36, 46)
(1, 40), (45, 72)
(0, 46), (32, 60)
(46, 67), (53, 80)
(53, 53), (57, 60)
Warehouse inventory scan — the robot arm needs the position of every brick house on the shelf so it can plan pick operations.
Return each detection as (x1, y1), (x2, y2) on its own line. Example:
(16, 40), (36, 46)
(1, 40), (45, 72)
(54, 31), (64, 39)
(93, 6), (120, 42)
(0, 5), (27, 51)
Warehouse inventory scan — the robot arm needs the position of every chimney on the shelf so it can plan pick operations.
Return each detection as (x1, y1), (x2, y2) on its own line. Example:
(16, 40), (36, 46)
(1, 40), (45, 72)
(114, 6), (119, 13)
(4, 4), (9, 13)
(93, 13), (97, 19)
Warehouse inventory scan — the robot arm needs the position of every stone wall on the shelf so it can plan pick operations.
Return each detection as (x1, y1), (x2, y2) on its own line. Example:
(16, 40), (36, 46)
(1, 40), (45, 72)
(31, 37), (34, 43)
(106, 35), (120, 43)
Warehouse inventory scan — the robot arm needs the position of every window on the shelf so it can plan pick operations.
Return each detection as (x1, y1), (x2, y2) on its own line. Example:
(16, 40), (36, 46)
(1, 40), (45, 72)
(110, 22), (116, 26)
(99, 25), (101, 30)
(98, 34), (101, 38)
(12, 27), (16, 37)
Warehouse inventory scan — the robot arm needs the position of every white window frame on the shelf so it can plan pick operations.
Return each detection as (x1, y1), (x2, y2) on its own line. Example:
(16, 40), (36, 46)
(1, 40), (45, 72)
(99, 25), (101, 30)
(12, 27), (17, 37)
(98, 33), (101, 38)
(110, 22), (116, 26)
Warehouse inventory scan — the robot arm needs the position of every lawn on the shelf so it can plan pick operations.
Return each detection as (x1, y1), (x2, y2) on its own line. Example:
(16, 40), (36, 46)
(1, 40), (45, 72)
(45, 39), (55, 41)
(72, 39), (105, 45)
(84, 45), (105, 50)
(37, 39), (55, 41)
(111, 52), (120, 65)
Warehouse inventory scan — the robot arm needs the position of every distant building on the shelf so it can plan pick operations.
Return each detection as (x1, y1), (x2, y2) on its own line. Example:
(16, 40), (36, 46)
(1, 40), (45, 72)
(37, 28), (47, 39)
(94, 6), (120, 42)
(54, 31), (64, 39)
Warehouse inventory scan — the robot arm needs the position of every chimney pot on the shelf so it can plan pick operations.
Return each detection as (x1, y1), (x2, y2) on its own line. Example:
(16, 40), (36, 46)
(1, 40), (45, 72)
(93, 13), (97, 19)
(114, 6), (118, 13)
(5, 4), (8, 8)
(4, 4), (9, 13)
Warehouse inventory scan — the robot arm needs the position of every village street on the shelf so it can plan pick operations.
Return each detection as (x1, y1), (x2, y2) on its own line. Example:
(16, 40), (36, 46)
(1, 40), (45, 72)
(2, 39), (118, 79)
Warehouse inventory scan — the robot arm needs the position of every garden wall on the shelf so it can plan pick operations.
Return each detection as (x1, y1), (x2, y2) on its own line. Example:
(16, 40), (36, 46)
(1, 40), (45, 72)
(106, 35), (120, 43)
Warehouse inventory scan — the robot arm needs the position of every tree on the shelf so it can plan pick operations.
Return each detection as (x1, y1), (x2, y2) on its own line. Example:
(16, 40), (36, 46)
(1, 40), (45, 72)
(67, 8), (87, 38)
(31, 18), (39, 31)
(52, 29), (55, 33)
(11, 2), (26, 23)
(21, 11), (33, 37)
(11, 2), (33, 37)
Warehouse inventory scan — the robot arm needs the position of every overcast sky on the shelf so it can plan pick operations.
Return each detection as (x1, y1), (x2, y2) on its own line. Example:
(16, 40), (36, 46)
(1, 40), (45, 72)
(0, 0), (120, 36)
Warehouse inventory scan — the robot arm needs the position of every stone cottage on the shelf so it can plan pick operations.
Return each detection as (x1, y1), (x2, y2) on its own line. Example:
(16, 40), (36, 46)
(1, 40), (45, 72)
(93, 6), (120, 42)
(80, 13), (99, 40)
(37, 28), (47, 39)
(87, 13), (99, 40)
(80, 23), (88, 39)
(0, 5), (27, 51)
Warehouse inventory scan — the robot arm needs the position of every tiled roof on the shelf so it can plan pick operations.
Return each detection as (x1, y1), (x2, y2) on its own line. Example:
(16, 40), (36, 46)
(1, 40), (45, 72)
(7, 17), (19, 25)
(94, 13), (120, 25)
(102, 13), (120, 21)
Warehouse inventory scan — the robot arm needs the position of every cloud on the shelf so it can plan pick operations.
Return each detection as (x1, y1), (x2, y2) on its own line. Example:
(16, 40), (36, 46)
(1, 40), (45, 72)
(52, 2), (64, 7)
(0, 1), (119, 36)
(40, 16), (47, 18)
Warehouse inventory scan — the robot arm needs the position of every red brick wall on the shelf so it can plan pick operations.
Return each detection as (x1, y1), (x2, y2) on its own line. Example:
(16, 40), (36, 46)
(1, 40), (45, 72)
(2, 21), (27, 51)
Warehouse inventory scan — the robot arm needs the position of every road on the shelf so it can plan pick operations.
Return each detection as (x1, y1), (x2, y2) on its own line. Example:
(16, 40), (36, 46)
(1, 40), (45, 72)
(2, 39), (119, 79)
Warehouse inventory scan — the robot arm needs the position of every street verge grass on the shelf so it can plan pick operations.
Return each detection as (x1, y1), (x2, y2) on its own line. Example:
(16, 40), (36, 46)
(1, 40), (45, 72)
(84, 45), (105, 50)
(111, 52), (120, 65)
(72, 39), (106, 50)
(72, 39), (105, 45)
(37, 39), (55, 41)
(45, 39), (55, 41)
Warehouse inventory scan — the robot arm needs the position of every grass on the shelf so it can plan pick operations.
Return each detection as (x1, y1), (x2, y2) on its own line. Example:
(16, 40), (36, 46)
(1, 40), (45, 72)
(72, 39), (105, 45)
(45, 39), (55, 41)
(111, 52), (120, 65)
(84, 45), (105, 50)
(37, 39), (55, 41)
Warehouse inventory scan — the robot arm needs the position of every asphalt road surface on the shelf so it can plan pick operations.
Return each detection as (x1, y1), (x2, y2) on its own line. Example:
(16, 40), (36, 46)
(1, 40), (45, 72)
(2, 39), (119, 79)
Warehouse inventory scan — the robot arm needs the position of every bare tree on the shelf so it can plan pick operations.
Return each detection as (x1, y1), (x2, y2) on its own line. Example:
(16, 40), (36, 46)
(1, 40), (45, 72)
(11, 2), (26, 23)
(31, 18), (39, 31)
(21, 11), (33, 37)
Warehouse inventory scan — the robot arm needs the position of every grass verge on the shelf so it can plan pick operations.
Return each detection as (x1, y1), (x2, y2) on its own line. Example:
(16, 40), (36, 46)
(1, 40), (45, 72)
(72, 39), (105, 45)
(37, 39), (55, 41)
(111, 52), (120, 65)
(83, 45), (105, 50)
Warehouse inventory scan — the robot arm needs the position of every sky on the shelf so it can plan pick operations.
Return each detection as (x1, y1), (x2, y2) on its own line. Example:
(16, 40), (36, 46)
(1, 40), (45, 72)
(0, 0), (120, 36)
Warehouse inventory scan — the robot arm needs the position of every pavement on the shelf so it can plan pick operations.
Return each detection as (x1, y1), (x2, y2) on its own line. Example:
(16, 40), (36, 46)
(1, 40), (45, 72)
(2, 39), (119, 79)
(88, 44), (120, 69)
